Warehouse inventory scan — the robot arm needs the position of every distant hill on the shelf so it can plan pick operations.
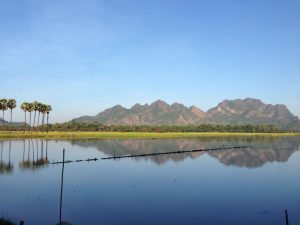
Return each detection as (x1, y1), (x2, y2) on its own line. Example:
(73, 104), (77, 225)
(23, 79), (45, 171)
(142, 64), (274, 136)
(75, 100), (205, 125)
(0, 117), (9, 125)
(205, 98), (300, 130)
(72, 98), (300, 130)
(0, 117), (24, 127)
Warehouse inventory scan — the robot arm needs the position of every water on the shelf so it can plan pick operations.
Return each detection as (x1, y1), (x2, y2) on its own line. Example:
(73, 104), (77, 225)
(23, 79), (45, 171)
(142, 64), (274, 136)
(0, 136), (299, 225)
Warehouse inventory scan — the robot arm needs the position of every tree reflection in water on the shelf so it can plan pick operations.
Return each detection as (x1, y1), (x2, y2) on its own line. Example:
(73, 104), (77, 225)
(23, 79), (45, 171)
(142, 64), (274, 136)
(19, 139), (49, 171)
(0, 140), (13, 174)
(1, 136), (299, 175)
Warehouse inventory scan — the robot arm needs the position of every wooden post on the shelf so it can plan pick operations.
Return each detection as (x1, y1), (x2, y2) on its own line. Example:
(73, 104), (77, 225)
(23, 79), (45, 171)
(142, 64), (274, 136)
(285, 209), (289, 225)
(59, 149), (65, 225)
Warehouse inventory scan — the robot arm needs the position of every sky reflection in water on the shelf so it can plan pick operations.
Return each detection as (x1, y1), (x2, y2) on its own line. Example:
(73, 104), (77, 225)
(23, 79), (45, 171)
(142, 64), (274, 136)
(0, 137), (299, 225)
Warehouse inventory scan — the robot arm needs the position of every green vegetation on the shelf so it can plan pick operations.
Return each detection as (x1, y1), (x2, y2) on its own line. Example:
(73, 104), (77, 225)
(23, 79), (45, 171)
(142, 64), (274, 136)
(7, 99), (16, 132)
(20, 101), (52, 132)
(0, 131), (299, 140)
(48, 122), (287, 133)
(0, 99), (17, 132)
(1, 119), (300, 140)
(1, 98), (52, 133)
(1, 98), (299, 139)
(0, 99), (9, 129)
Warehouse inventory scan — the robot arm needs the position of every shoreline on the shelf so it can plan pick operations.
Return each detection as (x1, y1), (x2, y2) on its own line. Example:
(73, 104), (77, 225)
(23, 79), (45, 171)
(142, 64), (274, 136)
(0, 131), (299, 140)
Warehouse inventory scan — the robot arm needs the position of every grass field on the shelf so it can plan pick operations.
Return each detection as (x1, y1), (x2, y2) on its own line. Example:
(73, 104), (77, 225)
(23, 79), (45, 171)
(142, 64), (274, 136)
(0, 131), (299, 139)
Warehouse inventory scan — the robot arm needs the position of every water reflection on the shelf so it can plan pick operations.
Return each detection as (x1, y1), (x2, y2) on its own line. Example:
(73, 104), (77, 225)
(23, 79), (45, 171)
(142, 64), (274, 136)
(0, 140), (13, 174)
(1, 137), (300, 176)
(1, 137), (300, 225)
(18, 140), (50, 171)
(70, 136), (300, 167)
(208, 145), (297, 168)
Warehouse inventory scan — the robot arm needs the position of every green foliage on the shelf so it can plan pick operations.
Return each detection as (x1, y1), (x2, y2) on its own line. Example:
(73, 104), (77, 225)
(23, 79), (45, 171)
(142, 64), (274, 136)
(19, 101), (52, 131)
(47, 121), (284, 133)
(0, 99), (8, 111)
(7, 99), (16, 110)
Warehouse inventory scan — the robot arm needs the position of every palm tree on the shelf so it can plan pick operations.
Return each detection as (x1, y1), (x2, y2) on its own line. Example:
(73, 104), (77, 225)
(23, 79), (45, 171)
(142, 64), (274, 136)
(32, 101), (39, 130)
(0, 99), (8, 130)
(46, 105), (52, 132)
(7, 99), (16, 132)
(40, 104), (47, 133)
(27, 103), (33, 132)
(37, 102), (43, 132)
(20, 102), (29, 132)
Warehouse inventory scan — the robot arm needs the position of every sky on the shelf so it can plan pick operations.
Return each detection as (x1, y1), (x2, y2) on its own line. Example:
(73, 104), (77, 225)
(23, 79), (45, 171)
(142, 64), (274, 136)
(1, 0), (300, 123)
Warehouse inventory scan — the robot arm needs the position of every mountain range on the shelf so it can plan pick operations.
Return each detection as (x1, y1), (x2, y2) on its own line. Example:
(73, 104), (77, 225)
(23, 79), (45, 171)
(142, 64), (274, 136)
(73, 98), (300, 130)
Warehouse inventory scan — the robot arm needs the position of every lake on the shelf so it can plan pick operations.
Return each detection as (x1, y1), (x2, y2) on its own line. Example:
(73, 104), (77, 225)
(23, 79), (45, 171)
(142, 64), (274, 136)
(1, 136), (300, 225)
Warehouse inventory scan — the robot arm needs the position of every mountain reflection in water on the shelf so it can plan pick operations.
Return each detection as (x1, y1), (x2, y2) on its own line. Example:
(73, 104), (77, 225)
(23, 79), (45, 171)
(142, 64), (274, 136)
(1, 136), (300, 225)
(0, 136), (299, 175)
(70, 136), (300, 168)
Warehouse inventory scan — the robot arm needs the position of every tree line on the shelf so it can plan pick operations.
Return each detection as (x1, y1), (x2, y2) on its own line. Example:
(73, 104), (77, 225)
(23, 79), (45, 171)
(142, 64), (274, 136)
(0, 99), (16, 131)
(0, 100), (291, 133)
(46, 121), (284, 133)
(0, 98), (52, 132)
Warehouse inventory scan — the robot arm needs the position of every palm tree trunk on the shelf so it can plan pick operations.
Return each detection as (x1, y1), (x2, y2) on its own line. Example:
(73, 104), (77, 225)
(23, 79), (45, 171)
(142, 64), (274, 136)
(42, 113), (44, 133)
(29, 112), (32, 132)
(10, 109), (12, 132)
(24, 112), (27, 133)
(33, 110), (36, 129)
(37, 111), (40, 132)
(43, 113), (45, 133)
(2, 110), (4, 131)
(47, 113), (49, 133)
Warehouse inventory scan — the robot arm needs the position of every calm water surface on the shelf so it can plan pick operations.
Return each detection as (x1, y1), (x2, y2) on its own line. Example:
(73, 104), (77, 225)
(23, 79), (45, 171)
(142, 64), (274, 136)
(0, 137), (300, 225)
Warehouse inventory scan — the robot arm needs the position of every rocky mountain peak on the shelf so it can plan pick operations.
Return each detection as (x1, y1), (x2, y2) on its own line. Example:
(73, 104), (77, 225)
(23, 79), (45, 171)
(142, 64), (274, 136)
(72, 98), (300, 130)
(206, 98), (298, 129)
(189, 106), (205, 118)
(150, 100), (168, 108)
(171, 103), (187, 110)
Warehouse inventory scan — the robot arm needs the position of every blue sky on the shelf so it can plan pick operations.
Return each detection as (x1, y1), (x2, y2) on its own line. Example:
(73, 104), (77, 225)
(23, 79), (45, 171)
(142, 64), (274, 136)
(1, 0), (300, 122)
